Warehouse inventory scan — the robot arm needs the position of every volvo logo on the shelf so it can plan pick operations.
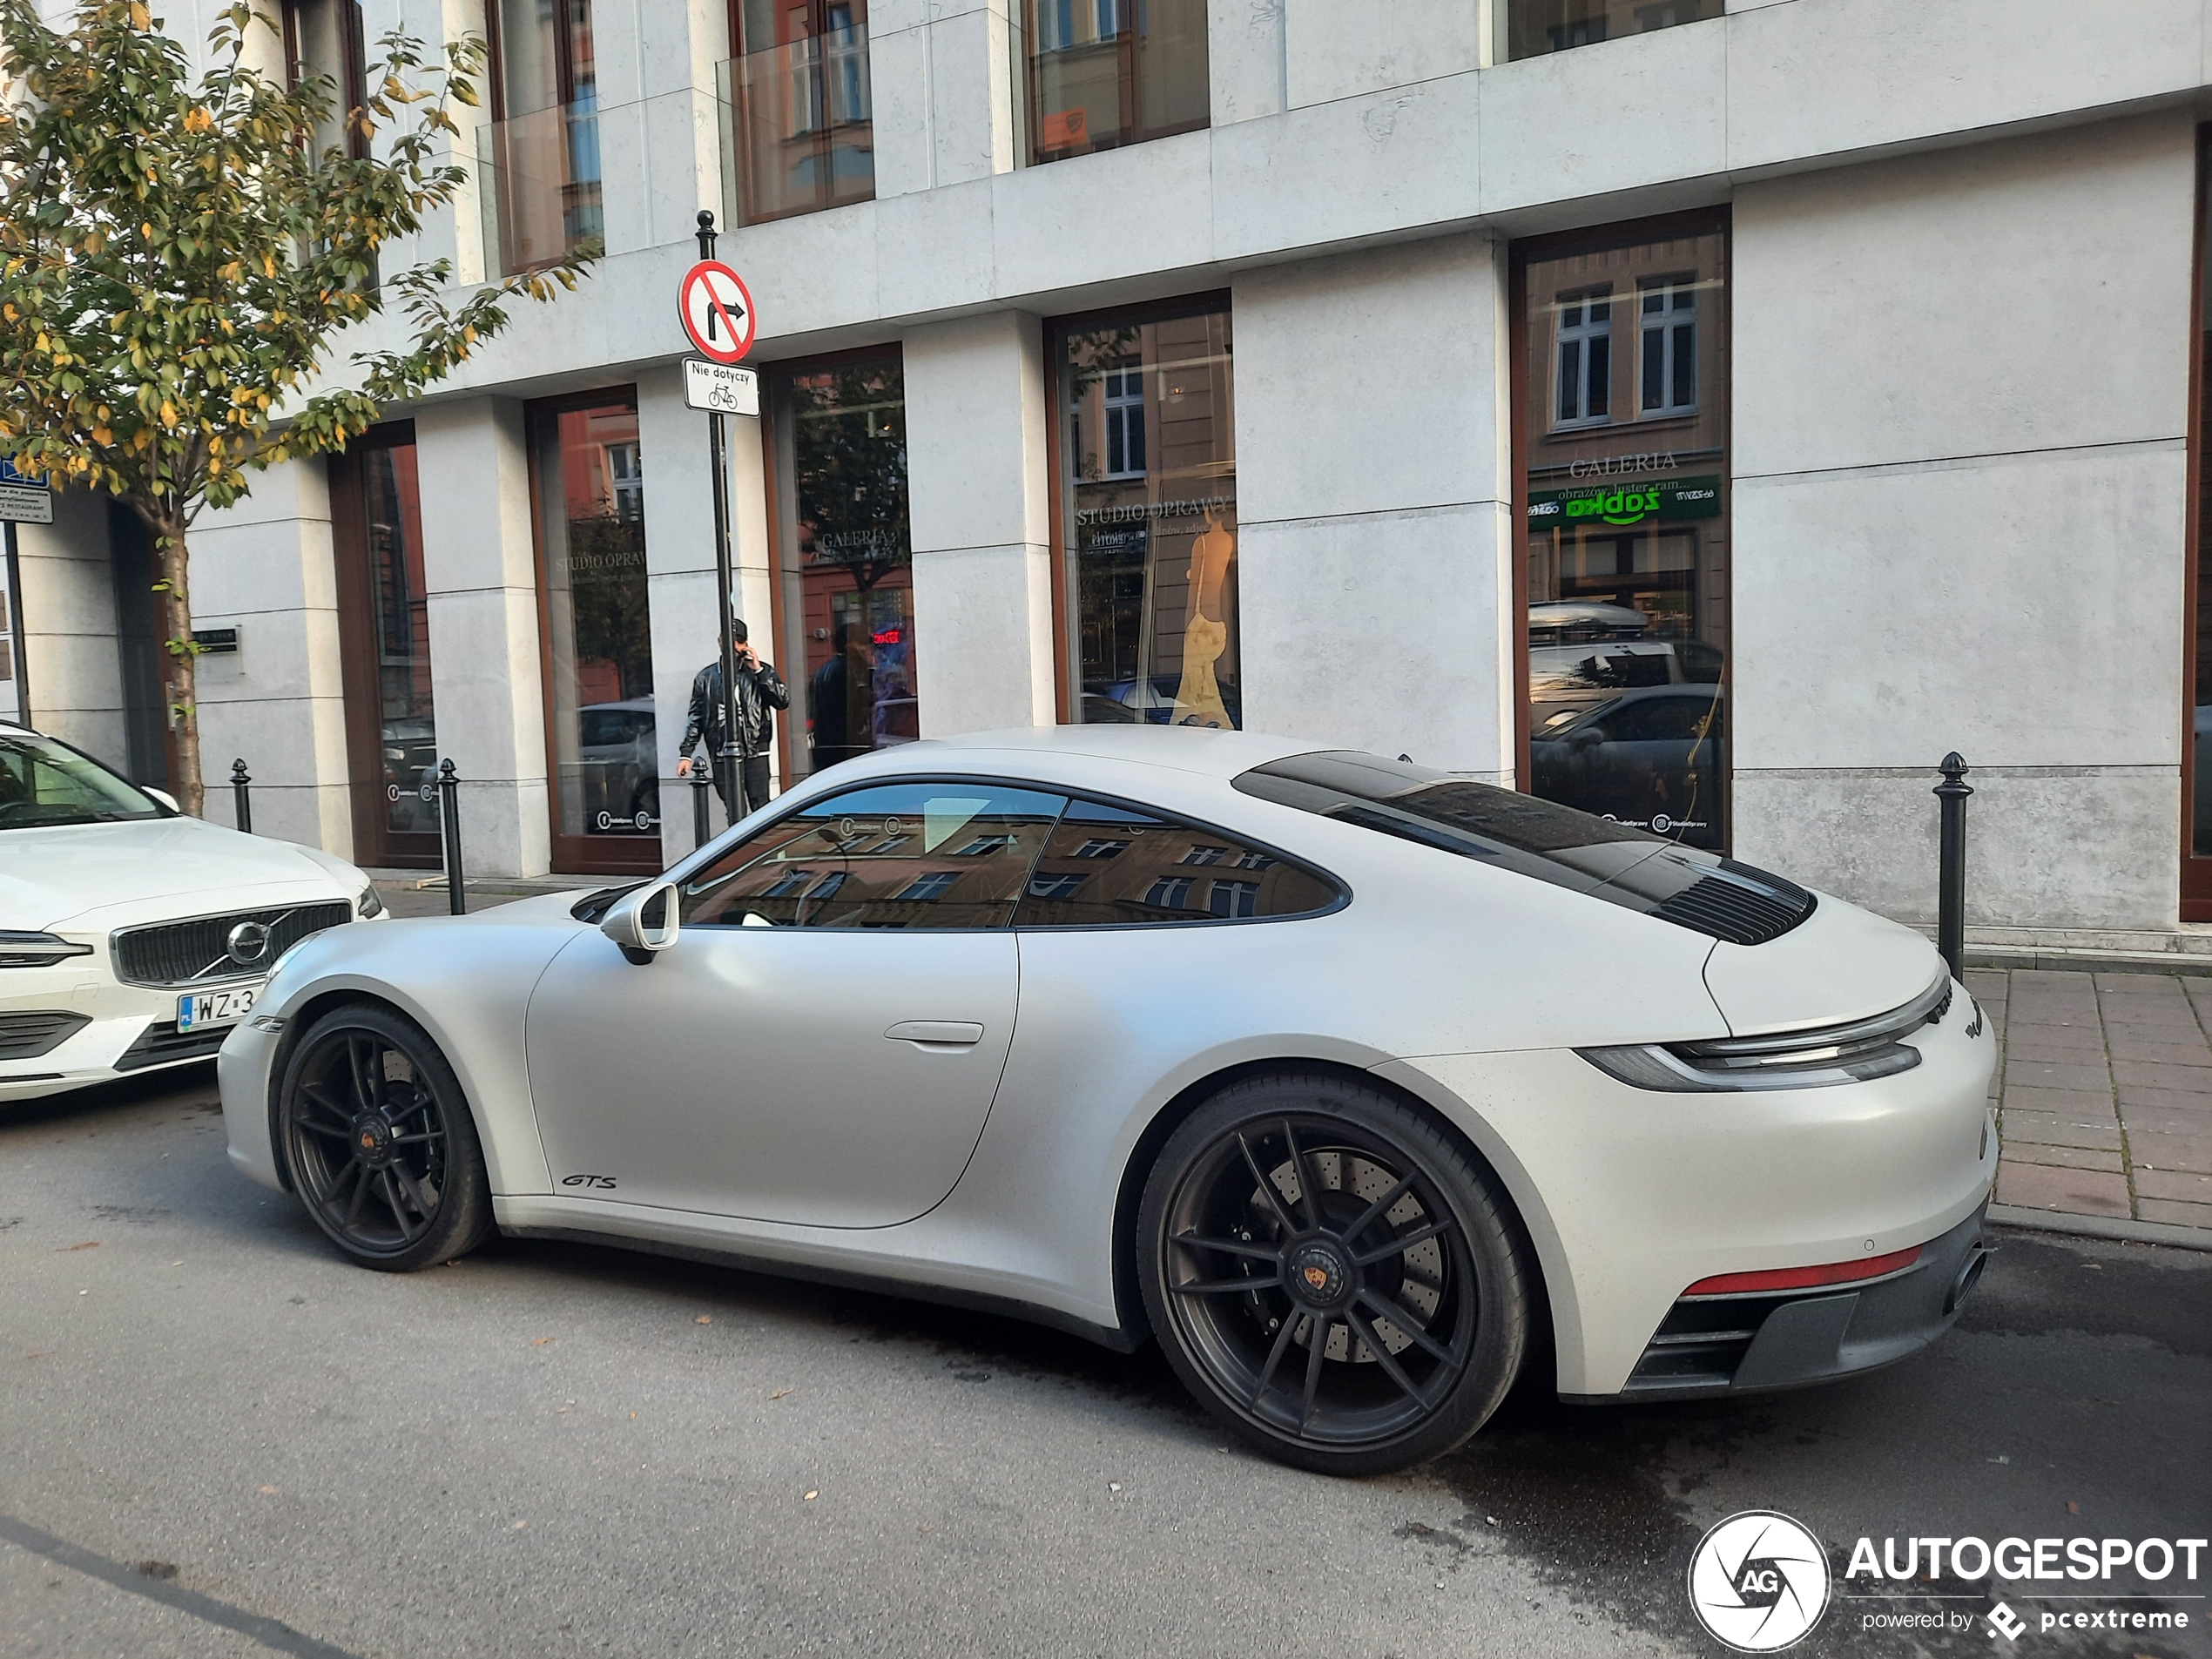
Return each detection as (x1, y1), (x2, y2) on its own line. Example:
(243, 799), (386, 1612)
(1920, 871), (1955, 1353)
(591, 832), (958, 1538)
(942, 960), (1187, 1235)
(226, 920), (273, 966)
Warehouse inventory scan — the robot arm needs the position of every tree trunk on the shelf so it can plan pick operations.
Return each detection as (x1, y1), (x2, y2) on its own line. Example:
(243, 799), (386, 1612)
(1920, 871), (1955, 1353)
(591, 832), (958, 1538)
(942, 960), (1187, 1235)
(152, 513), (205, 817)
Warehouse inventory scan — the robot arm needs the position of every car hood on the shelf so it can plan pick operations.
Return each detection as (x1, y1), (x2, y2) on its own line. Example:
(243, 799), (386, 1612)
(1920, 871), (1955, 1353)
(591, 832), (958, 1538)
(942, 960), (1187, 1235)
(0, 818), (356, 931)
(1703, 887), (1946, 1035)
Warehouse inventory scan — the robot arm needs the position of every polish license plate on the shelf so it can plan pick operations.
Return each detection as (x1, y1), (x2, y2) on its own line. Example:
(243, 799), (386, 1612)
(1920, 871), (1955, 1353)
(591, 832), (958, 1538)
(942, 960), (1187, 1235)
(177, 984), (260, 1033)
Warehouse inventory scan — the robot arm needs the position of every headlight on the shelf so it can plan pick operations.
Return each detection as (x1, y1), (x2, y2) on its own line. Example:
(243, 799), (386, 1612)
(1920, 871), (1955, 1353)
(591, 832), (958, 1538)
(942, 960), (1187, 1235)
(0, 932), (94, 968)
(1579, 974), (1953, 1092)
(356, 885), (385, 919)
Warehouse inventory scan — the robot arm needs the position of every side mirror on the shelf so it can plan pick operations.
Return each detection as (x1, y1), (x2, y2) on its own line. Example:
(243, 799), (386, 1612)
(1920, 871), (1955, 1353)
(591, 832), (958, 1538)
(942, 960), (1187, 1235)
(601, 880), (680, 965)
(145, 787), (180, 813)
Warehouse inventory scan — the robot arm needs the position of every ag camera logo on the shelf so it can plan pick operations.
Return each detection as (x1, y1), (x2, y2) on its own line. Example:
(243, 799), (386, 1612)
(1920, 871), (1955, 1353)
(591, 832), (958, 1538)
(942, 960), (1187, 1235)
(1688, 1511), (1831, 1652)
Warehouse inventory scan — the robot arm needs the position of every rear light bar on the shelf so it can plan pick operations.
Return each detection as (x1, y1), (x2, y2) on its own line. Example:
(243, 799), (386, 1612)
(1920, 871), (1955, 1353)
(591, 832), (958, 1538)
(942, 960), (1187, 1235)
(1683, 1244), (1922, 1298)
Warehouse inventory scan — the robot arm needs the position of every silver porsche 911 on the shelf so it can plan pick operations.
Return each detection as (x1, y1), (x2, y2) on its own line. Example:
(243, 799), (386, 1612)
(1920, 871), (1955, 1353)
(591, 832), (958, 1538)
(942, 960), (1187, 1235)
(220, 727), (1996, 1475)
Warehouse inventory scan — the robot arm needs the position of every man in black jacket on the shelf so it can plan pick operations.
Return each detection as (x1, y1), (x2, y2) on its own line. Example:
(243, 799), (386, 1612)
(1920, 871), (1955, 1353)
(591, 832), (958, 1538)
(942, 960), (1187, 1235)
(676, 618), (789, 819)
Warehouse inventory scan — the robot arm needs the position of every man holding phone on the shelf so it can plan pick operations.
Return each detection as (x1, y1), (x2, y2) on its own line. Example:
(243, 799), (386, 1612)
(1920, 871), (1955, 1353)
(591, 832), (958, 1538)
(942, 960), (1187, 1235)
(676, 617), (789, 819)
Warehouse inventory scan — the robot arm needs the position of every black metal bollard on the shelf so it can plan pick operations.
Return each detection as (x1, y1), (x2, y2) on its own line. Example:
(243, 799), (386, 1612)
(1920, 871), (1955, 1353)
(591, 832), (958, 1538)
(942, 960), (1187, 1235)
(1934, 752), (1972, 981)
(691, 762), (712, 848)
(437, 758), (467, 916)
(230, 758), (252, 834)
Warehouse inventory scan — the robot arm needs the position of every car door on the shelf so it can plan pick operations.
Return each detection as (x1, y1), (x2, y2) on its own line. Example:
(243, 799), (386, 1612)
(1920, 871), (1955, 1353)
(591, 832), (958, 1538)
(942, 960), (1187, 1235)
(525, 779), (1064, 1228)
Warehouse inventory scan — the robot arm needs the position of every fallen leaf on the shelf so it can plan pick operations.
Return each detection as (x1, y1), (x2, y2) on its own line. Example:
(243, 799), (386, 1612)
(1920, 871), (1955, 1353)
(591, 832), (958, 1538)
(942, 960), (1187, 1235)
(257, 1486), (278, 1495)
(629, 1413), (637, 1420)
(170, 1261), (183, 1267)
(2066, 1501), (2080, 1514)
(510, 1521), (526, 1530)
(25, 1351), (51, 1360)
(921, 1523), (934, 1533)
(766, 1388), (792, 1400)
(61, 1241), (98, 1251)
(803, 1490), (818, 1501)
(694, 1315), (712, 1325)
(531, 1337), (555, 1346)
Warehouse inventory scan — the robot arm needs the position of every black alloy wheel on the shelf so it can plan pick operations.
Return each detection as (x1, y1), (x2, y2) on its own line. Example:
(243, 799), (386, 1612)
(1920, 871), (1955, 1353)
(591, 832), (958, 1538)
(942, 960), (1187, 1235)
(279, 1004), (494, 1271)
(1137, 1074), (1530, 1476)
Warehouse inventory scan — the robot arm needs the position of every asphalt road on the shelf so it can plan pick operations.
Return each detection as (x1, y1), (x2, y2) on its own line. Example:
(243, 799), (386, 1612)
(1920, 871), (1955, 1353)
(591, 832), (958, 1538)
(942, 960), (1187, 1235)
(4, 1064), (2208, 1659)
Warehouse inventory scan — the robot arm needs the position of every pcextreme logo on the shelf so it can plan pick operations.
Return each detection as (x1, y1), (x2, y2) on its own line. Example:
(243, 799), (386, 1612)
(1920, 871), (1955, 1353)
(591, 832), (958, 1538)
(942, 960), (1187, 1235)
(1687, 1511), (1831, 1652)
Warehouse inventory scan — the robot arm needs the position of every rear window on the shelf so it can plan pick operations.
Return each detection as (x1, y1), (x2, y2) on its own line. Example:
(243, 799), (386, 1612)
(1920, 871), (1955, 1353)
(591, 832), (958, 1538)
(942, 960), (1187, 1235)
(1233, 752), (1814, 947)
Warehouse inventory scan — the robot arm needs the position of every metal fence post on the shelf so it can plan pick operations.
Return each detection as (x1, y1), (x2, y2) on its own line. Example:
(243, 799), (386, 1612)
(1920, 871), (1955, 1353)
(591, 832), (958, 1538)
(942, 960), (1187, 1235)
(1934, 752), (1972, 981)
(691, 761), (711, 850)
(437, 758), (467, 916)
(229, 758), (252, 833)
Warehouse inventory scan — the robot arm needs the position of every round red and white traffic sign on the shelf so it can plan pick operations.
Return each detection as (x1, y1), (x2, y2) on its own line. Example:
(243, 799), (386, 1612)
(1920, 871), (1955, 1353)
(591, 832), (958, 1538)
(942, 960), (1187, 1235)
(678, 260), (756, 364)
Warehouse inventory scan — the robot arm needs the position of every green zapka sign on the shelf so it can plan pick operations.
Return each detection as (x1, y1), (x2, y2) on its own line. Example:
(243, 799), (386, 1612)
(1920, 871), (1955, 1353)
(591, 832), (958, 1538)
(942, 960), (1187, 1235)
(1526, 475), (1723, 528)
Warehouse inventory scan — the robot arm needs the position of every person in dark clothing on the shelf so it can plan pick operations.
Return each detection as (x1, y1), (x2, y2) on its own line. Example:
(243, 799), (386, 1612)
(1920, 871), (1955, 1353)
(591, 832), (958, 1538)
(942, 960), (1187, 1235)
(677, 618), (788, 819)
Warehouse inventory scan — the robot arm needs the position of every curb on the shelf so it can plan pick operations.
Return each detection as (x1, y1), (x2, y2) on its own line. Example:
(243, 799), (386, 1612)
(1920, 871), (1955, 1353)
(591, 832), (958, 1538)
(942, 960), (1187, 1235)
(1986, 1203), (2212, 1252)
(1966, 951), (2212, 979)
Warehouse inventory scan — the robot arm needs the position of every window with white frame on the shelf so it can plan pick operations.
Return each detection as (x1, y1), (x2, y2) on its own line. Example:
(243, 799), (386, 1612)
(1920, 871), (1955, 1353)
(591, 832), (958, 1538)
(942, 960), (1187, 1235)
(1102, 368), (1146, 479)
(1554, 287), (1612, 428)
(1639, 277), (1697, 416)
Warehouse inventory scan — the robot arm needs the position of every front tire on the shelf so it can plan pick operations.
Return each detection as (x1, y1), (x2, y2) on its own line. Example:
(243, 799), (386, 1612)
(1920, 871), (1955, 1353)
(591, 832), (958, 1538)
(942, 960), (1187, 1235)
(278, 1004), (495, 1271)
(1136, 1073), (1530, 1476)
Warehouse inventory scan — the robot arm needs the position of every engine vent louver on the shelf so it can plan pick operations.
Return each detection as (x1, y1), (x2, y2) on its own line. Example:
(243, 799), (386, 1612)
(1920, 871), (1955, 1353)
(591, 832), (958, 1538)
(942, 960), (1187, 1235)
(1649, 860), (1815, 947)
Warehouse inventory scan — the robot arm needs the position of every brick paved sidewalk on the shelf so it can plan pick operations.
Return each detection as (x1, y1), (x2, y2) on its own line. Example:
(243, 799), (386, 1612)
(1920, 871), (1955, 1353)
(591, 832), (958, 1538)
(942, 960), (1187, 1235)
(1976, 968), (2212, 1235)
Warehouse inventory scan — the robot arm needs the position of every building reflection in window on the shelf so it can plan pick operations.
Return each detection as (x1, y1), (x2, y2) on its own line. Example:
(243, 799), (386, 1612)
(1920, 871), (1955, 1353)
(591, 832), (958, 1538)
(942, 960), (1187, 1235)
(1518, 217), (1729, 847)
(361, 436), (437, 842)
(1503, 0), (1718, 62)
(1018, 0), (1207, 165)
(1054, 300), (1238, 729)
(530, 394), (658, 866)
(729, 0), (874, 223)
(484, 0), (603, 273)
(770, 354), (916, 780)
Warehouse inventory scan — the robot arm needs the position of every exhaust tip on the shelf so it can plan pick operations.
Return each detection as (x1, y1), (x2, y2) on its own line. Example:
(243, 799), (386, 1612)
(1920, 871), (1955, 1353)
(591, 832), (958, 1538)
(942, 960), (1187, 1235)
(1945, 1245), (1990, 1315)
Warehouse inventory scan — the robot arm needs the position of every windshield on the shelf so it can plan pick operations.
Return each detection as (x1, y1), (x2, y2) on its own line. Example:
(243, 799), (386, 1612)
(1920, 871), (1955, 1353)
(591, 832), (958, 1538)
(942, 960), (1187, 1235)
(0, 731), (165, 829)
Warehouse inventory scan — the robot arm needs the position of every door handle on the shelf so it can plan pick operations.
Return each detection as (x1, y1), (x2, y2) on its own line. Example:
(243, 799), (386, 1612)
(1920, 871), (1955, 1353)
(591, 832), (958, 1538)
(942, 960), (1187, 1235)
(885, 1020), (985, 1048)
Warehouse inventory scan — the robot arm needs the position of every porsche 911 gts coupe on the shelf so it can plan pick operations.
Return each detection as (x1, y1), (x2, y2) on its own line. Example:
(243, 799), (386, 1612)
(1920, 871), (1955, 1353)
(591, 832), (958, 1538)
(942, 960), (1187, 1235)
(220, 727), (1996, 1475)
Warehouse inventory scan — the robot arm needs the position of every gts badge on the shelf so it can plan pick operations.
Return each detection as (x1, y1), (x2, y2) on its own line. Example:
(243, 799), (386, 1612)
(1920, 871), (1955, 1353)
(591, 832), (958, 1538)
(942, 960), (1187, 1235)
(562, 1173), (619, 1190)
(1964, 1000), (1984, 1040)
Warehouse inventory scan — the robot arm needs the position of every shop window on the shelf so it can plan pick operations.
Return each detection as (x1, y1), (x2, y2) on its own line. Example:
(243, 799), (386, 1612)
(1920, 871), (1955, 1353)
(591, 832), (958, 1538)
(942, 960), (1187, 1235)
(1052, 299), (1238, 730)
(331, 424), (441, 867)
(1014, 799), (1339, 927)
(1517, 214), (1730, 849)
(678, 781), (1064, 928)
(529, 391), (659, 873)
(1018, 0), (1207, 166)
(769, 352), (916, 782)
(482, 0), (603, 274)
(727, 0), (874, 224)
(1502, 0), (1719, 62)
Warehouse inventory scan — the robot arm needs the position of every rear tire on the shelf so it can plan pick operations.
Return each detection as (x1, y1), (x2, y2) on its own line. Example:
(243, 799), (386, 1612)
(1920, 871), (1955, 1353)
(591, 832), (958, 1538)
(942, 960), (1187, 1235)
(1136, 1072), (1530, 1476)
(278, 1004), (495, 1271)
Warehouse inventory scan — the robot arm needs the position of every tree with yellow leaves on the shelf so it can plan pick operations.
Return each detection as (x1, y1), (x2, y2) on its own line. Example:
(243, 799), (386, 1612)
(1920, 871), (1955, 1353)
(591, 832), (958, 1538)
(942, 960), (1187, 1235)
(0, 0), (595, 813)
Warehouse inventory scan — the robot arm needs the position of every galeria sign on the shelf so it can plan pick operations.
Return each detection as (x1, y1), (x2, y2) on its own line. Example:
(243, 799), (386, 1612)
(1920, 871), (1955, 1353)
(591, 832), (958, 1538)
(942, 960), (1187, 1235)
(678, 260), (756, 364)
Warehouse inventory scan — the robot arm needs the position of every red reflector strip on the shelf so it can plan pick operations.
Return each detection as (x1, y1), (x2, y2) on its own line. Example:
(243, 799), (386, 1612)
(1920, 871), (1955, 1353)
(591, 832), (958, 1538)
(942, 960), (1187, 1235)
(1683, 1245), (1922, 1298)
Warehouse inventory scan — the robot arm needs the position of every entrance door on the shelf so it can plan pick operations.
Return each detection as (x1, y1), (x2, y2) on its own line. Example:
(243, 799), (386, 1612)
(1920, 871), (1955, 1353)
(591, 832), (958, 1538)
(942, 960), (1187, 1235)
(523, 778), (1059, 1226)
(332, 422), (442, 867)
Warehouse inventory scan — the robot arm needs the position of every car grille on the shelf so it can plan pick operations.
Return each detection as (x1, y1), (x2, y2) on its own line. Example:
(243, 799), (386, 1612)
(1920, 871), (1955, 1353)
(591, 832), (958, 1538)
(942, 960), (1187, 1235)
(1649, 859), (1815, 947)
(114, 1019), (229, 1071)
(111, 901), (353, 988)
(0, 1010), (91, 1061)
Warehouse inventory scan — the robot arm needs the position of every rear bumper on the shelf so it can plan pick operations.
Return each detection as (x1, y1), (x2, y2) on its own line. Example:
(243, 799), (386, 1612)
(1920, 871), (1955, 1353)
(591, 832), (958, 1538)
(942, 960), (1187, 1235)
(1580, 1202), (1992, 1402)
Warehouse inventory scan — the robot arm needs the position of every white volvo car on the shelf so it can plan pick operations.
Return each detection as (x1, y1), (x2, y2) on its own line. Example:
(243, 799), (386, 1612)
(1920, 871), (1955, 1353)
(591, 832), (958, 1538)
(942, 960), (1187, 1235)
(219, 727), (1996, 1475)
(0, 721), (381, 1102)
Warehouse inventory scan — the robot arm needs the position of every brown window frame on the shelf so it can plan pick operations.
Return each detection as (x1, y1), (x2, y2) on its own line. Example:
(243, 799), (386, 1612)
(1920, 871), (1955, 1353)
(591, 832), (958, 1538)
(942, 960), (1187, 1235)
(2182, 126), (2212, 921)
(1507, 206), (1732, 833)
(1042, 288), (1234, 725)
(524, 385), (663, 878)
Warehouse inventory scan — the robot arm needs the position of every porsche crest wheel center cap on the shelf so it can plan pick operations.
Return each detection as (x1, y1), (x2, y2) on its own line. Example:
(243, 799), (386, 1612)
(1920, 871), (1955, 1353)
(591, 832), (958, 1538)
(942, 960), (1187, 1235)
(1286, 1241), (1351, 1307)
(353, 1116), (395, 1169)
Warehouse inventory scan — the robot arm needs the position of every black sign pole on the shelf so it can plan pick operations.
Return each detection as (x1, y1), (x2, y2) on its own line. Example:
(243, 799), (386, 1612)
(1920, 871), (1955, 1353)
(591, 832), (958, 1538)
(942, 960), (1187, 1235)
(698, 211), (743, 830)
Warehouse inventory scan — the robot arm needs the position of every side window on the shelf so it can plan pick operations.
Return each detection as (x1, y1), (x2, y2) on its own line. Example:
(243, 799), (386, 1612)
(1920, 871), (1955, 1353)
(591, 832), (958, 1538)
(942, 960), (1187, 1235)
(1608, 695), (1717, 743)
(678, 782), (1066, 929)
(1014, 798), (1339, 927)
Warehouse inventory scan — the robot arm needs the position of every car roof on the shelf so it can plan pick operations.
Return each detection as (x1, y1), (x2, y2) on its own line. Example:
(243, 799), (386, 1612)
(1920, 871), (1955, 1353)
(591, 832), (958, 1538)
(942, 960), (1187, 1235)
(844, 725), (1330, 781)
